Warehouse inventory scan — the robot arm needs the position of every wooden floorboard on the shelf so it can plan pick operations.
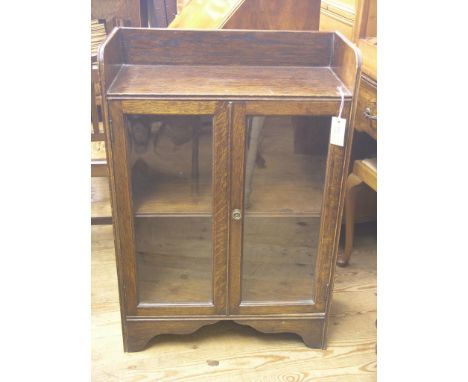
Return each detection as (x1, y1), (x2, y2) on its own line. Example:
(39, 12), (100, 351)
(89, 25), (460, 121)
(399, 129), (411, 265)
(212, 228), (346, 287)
(91, 225), (376, 381)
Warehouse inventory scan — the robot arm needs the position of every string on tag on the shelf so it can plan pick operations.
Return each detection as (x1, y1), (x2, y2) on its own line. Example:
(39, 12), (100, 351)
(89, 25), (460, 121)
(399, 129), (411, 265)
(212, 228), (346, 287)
(337, 86), (345, 119)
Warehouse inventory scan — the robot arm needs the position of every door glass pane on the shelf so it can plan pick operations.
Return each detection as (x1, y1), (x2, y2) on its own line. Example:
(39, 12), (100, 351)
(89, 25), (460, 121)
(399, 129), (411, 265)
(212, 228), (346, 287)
(241, 116), (329, 302)
(126, 114), (213, 304)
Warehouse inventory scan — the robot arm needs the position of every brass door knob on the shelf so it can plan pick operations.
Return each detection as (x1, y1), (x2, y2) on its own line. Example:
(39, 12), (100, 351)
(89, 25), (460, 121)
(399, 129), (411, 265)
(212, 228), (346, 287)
(232, 209), (242, 221)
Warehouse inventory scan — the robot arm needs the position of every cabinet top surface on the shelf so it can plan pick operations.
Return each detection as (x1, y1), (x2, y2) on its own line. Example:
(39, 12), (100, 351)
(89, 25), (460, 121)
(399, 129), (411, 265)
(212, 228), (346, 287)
(107, 64), (352, 100)
(99, 28), (361, 100)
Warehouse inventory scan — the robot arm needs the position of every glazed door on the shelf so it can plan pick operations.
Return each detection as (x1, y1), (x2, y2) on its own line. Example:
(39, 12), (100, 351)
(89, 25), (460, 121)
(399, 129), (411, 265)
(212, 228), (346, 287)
(228, 102), (351, 315)
(109, 100), (229, 316)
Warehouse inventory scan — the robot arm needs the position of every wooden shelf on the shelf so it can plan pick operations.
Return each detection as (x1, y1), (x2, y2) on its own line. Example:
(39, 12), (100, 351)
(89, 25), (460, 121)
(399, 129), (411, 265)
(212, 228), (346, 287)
(133, 173), (324, 217)
(108, 65), (351, 99)
(134, 178), (212, 216)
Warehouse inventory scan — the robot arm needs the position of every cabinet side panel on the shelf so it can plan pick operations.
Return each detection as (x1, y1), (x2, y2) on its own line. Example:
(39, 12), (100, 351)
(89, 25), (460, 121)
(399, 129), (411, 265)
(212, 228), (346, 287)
(108, 102), (139, 316)
(331, 33), (361, 92)
(98, 28), (125, 93)
(313, 142), (346, 309)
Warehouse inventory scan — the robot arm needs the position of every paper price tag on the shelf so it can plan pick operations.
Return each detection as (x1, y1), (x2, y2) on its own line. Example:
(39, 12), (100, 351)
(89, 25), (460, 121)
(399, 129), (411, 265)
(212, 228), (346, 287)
(330, 117), (346, 146)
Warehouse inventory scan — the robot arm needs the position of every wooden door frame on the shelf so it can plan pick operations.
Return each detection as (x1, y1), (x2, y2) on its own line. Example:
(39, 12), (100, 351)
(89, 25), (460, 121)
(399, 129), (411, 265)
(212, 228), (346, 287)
(108, 99), (230, 317)
(228, 99), (353, 316)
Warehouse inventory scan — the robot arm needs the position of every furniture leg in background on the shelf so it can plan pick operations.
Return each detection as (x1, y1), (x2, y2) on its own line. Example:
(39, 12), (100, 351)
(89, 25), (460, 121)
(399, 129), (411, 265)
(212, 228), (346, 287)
(337, 158), (377, 267)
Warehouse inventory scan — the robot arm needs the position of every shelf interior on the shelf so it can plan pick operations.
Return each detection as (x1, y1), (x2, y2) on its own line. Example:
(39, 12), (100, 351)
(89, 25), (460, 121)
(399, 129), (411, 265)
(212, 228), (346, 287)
(108, 65), (351, 99)
(136, 217), (213, 304)
(133, 116), (327, 217)
(135, 216), (318, 304)
(242, 216), (318, 302)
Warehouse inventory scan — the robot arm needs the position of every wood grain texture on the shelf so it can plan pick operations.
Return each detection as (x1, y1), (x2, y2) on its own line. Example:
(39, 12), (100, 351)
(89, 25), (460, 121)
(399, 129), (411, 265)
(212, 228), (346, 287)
(211, 102), (230, 314)
(245, 100), (351, 116)
(125, 319), (219, 352)
(108, 101), (139, 316)
(234, 319), (324, 348)
(121, 100), (217, 114)
(97, 28), (124, 93)
(332, 32), (362, 94)
(92, 224), (376, 379)
(108, 65), (351, 99)
(228, 102), (246, 315)
(120, 28), (333, 67)
(321, 53), (363, 345)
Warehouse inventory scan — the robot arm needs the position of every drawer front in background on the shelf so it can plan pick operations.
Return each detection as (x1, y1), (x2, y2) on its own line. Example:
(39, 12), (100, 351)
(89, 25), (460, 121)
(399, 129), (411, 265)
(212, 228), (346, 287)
(355, 75), (377, 139)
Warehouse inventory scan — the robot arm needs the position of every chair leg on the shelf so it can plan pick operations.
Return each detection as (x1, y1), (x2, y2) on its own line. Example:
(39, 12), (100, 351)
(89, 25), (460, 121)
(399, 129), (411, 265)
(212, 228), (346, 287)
(337, 173), (363, 267)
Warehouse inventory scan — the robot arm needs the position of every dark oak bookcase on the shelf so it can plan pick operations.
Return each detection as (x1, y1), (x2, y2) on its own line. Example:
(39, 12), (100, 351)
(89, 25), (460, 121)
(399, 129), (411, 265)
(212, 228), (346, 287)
(99, 28), (361, 351)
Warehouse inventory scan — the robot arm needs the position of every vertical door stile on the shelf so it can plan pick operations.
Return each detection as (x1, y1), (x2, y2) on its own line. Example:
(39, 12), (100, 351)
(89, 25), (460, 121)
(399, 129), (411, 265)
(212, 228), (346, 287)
(212, 101), (230, 314)
(228, 102), (246, 314)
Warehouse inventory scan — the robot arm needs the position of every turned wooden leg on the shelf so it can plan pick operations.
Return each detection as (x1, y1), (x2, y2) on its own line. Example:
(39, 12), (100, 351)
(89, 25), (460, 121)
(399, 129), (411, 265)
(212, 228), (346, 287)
(337, 173), (363, 267)
(244, 116), (265, 208)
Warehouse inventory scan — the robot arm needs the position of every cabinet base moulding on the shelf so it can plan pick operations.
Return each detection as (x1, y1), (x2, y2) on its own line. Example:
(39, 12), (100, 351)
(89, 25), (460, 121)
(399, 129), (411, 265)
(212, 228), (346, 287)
(124, 317), (325, 351)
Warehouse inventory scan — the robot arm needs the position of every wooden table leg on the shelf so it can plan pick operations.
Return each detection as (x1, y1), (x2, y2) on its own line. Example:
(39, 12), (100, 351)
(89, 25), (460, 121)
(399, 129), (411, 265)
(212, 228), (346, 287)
(337, 173), (363, 267)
